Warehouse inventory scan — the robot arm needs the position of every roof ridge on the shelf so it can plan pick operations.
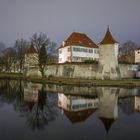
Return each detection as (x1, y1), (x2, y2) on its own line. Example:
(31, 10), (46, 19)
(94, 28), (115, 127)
(59, 32), (98, 49)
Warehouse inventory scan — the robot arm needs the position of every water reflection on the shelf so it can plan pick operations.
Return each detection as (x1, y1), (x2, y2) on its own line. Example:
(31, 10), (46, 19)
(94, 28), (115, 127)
(0, 80), (57, 131)
(0, 80), (140, 140)
(23, 82), (57, 131)
(135, 96), (140, 111)
(58, 87), (119, 132)
(97, 87), (119, 132)
(58, 93), (98, 123)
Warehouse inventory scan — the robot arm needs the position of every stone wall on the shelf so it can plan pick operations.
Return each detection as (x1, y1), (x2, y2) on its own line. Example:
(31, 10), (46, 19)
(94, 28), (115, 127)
(98, 44), (120, 80)
(45, 63), (98, 79)
(119, 63), (139, 78)
(25, 63), (139, 79)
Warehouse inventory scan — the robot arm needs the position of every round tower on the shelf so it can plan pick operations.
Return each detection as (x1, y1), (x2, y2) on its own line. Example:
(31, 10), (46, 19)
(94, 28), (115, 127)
(98, 26), (121, 80)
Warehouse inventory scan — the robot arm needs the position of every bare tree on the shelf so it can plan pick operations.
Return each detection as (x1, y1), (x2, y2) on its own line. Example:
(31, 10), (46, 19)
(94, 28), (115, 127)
(14, 39), (29, 72)
(2, 47), (17, 72)
(0, 42), (5, 55)
(120, 40), (138, 56)
(30, 33), (50, 77)
(0, 42), (6, 71)
(47, 42), (57, 55)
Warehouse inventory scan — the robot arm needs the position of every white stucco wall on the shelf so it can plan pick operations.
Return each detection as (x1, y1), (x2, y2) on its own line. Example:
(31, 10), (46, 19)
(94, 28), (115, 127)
(25, 63), (139, 79)
(135, 50), (140, 63)
(59, 46), (71, 63)
(59, 45), (99, 63)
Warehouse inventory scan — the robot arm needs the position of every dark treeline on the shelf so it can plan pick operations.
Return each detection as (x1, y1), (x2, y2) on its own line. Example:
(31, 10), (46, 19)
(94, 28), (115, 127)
(119, 40), (139, 56)
(0, 33), (58, 75)
(0, 80), (58, 131)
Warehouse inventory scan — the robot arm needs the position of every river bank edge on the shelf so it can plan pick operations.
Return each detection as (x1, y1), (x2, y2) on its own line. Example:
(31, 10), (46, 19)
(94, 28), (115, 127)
(0, 72), (140, 88)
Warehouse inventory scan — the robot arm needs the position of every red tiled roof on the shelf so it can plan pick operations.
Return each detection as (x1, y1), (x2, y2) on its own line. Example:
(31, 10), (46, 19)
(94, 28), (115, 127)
(135, 47), (140, 51)
(99, 27), (119, 45)
(59, 32), (98, 49)
(26, 46), (37, 53)
(63, 108), (97, 123)
(118, 55), (135, 63)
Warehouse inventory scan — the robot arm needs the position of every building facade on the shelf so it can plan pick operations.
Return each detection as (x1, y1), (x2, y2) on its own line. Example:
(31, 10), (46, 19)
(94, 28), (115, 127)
(58, 32), (99, 63)
(135, 47), (140, 63)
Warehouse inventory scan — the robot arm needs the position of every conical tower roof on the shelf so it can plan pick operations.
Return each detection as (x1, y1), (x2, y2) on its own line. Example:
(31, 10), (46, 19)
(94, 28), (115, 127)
(99, 26), (119, 45)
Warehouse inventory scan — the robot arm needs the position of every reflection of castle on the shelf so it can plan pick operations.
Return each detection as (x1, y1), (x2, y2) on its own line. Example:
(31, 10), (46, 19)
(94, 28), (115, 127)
(135, 96), (140, 112)
(98, 87), (119, 132)
(98, 87), (119, 119)
(119, 95), (140, 115)
(23, 82), (42, 110)
(58, 93), (98, 123)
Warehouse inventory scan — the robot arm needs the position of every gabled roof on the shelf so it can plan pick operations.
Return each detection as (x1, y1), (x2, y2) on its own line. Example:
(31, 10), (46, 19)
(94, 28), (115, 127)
(99, 27), (119, 45)
(59, 32), (98, 49)
(63, 108), (97, 123)
(26, 46), (37, 54)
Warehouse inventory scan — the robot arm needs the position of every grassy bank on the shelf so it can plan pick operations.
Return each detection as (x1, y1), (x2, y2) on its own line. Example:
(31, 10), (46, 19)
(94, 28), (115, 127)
(0, 72), (140, 87)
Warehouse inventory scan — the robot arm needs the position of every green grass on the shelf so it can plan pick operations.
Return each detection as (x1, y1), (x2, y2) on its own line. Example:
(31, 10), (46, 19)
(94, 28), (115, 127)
(0, 72), (140, 87)
(0, 72), (24, 79)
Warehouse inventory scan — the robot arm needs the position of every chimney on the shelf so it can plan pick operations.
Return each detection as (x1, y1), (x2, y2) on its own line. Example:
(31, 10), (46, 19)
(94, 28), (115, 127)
(62, 41), (65, 47)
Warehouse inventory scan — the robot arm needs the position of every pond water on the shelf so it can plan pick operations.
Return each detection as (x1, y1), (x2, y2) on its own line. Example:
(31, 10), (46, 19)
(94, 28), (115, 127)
(0, 80), (140, 140)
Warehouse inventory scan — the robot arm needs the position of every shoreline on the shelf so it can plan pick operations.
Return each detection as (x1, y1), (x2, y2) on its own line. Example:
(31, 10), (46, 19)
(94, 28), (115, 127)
(0, 73), (140, 88)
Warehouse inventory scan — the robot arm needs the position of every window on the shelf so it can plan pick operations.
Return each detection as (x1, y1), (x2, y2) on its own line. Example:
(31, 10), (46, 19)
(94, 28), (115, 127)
(73, 47), (87, 52)
(68, 47), (70, 52)
(89, 49), (93, 53)
(94, 49), (99, 54)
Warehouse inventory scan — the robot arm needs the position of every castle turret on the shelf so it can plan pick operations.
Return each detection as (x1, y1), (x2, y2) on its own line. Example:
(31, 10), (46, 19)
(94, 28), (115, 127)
(98, 87), (119, 133)
(98, 26), (121, 80)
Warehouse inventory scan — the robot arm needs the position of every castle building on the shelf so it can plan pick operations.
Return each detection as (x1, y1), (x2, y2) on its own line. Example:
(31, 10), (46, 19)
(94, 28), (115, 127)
(24, 45), (41, 77)
(58, 32), (99, 63)
(98, 27), (121, 80)
(24, 45), (38, 67)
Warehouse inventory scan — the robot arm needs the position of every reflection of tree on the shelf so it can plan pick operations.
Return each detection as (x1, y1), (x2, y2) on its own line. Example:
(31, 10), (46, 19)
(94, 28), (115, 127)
(0, 80), (57, 131)
(0, 80), (25, 113)
(0, 80), (19, 104)
(25, 84), (57, 131)
(13, 80), (24, 112)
